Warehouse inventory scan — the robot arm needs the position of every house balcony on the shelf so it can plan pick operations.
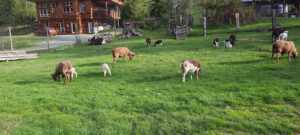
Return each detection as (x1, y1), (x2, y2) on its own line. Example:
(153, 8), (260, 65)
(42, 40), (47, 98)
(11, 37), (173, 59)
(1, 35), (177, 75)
(93, 10), (120, 20)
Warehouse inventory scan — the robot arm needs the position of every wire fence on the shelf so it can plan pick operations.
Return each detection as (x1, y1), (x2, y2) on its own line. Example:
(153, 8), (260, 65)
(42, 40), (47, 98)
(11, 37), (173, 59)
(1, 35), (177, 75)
(0, 27), (14, 51)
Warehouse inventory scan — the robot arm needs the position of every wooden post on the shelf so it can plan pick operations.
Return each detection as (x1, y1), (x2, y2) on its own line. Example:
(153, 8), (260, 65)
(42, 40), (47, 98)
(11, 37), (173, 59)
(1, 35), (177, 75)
(272, 2), (276, 29)
(114, 19), (116, 37)
(105, 1), (108, 23)
(203, 17), (207, 37)
(75, 22), (79, 44)
(168, 18), (170, 35)
(114, 5), (117, 37)
(9, 26), (13, 51)
(235, 13), (240, 32)
(46, 27), (50, 51)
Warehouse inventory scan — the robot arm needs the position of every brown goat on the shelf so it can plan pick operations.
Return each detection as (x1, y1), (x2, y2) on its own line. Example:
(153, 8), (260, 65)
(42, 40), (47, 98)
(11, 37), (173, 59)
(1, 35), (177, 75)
(272, 40), (298, 63)
(112, 47), (135, 64)
(51, 61), (73, 85)
(146, 37), (152, 47)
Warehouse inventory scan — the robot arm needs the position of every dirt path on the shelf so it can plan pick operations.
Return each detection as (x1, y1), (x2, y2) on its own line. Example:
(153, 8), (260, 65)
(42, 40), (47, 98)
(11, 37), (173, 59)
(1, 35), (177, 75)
(21, 35), (93, 52)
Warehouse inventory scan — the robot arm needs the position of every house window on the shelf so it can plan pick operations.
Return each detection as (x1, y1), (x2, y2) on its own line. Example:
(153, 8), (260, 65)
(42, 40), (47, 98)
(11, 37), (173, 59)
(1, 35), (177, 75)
(79, 3), (85, 13)
(63, 2), (73, 13)
(39, 3), (50, 17)
(51, 3), (57, 13)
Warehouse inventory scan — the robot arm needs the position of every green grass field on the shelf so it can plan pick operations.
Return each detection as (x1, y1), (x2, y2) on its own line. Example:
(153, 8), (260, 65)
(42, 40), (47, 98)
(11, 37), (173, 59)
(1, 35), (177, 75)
(0, 19), (299, 134)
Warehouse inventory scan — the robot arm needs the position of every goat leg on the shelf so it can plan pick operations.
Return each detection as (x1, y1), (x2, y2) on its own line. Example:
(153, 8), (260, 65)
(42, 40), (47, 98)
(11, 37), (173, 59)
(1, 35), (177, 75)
(182, 73), (186, 83)
(277, 53), (280, 63)
(196, 71), (199, 80)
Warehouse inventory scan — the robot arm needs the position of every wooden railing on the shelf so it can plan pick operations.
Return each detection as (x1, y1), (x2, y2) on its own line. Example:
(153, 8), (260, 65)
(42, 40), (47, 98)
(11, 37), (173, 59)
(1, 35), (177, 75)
(93, 10), (120, 19)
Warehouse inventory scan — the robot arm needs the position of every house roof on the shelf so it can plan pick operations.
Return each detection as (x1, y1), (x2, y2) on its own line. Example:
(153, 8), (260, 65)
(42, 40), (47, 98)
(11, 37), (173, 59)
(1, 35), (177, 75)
(34, 0), (123, 5)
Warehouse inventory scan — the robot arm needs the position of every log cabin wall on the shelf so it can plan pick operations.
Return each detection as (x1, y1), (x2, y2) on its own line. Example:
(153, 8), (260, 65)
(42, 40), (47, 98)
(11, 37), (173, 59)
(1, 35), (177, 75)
(35, 0), (123, 35)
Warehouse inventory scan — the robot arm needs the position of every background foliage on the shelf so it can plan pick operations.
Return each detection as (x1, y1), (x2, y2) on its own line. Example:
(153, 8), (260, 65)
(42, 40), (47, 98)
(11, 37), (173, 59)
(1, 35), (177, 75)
(0, 0), (36, 25)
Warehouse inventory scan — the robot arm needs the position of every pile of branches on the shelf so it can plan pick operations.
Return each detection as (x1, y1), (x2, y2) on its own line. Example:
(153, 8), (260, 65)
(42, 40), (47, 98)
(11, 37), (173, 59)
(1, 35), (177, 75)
(88, 33), (112, 45)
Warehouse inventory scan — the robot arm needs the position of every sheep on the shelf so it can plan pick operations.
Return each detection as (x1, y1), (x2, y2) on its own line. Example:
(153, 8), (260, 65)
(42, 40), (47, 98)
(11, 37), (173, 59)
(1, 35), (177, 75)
(278, 31), (288, 40)
(272, 27), (287, 42)
(224, 40), (232, 48)
(71, 67), (78, 79)
(51, 61), (73, 85)
(180, 59), (201, 83)
(146, 37), (152, 47)
(102, 63), (111, 77)
(272, 40), (298, 63)
(154, 39), (163, 47)
(213, 38), (219, 48)
(112, 47), (135, 64)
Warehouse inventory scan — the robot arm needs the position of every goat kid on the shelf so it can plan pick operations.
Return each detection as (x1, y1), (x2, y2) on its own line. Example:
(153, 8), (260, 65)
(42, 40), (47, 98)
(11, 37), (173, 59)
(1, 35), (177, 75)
(102, 63), (111, 77)
(180, 59), (201, 83)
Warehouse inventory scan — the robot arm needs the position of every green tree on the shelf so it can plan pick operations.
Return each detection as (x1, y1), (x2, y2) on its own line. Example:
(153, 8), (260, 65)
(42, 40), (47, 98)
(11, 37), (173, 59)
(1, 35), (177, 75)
(0, 0), (36, 25)
(121, 0), (152, 20)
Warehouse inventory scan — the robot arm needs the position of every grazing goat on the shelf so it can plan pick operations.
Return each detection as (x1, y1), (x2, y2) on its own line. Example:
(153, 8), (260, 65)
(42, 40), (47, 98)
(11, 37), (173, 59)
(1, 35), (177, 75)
(102, 63), (111, 77)
(180, 59), (201, 83)
(71, 67), (78, 79)
(278, 31), (288, 40)
(51, 61), (73, 85)
(112, 47), (135, 64)
(213, 38), (219, 48)
(272, 40), (298, 63)
(272, 27), (287, 42)
(224, 40), (232, 48)
(229, 34), (236, 46)
(146, 37), (152, 47)
(154, 39), (163, 47)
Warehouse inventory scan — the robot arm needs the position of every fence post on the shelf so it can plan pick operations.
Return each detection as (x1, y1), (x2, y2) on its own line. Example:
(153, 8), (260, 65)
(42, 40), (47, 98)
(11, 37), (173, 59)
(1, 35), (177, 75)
(236, 13), (240, 32)
(46, 27), (50, 51)
(203, 17), (207, 37)
(9, 26), (14, 51)
(114, 18), (117, 37)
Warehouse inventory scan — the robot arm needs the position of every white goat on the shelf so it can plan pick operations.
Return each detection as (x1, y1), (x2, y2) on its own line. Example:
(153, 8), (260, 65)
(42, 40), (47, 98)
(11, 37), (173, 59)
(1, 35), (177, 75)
(278, 31), (288, 40)
(102, 63), (111, 77)
(224, 40), (232, 48)
(180, 59), (201, 83)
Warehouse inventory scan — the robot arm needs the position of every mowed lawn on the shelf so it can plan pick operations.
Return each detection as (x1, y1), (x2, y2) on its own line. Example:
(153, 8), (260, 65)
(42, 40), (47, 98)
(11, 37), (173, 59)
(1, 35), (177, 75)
(0, 19), (300, 134)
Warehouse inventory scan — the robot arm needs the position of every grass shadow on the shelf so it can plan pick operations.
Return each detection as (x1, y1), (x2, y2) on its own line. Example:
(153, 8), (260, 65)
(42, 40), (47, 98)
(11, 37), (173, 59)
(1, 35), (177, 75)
(77, 62), (100, 67)
(218, 59), (266, 65)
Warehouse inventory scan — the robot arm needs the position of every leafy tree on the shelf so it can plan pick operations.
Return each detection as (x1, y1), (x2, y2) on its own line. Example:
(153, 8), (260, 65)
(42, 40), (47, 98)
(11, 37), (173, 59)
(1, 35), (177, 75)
(121, 0), (152, 20)
(0, 0), (36, 25)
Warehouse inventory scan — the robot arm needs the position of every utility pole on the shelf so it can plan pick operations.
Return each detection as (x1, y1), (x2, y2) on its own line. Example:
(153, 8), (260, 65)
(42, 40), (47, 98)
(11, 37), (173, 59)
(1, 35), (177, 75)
(272, 0), (276, 29)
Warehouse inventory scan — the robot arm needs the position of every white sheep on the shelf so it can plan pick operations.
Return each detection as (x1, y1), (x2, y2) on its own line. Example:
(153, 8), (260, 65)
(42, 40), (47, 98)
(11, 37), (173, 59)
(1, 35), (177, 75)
(71, 67), (78, 79)
(278, 31), (288, 40)
(102, 63), (111, 77)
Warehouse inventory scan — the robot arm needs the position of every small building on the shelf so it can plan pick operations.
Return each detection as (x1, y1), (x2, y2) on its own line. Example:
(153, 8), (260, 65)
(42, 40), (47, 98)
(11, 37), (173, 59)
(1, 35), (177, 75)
(241, 0), (300, 17)
(35, 0), (123, 35)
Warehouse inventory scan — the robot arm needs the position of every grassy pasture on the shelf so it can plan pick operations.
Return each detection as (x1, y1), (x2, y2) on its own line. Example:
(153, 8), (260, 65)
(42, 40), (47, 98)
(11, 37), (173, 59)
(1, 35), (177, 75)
(0, 18), (299, 134)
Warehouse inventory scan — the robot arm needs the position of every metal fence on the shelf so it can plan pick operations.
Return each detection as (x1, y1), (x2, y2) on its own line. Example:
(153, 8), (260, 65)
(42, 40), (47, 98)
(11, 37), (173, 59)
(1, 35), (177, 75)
(0, 27), (14, 51)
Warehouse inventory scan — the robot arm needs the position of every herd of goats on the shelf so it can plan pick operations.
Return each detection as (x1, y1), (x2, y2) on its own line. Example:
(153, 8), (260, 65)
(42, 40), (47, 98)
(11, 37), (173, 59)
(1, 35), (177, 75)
(51, 27), (298, 85)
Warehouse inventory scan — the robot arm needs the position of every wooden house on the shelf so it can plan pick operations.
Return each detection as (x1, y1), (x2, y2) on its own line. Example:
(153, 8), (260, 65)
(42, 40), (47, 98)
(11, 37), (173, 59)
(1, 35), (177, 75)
(35, 0), (123, 35)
